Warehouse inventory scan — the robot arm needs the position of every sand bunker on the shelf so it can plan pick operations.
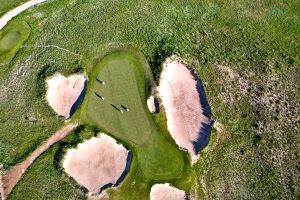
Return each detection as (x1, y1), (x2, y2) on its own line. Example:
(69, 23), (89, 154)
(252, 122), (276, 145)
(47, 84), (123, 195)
(147, 96), (159, 113)
(150, 183), (186, 200)
(158, 58), (212, 162)
(63, 134), (130, 195)
(0, 0), (47, 30)
(46, 74), (87, 119)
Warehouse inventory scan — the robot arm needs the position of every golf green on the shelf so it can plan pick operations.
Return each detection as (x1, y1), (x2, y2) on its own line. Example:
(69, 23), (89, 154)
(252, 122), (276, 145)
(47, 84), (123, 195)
(0, 20), (30, 65)
(81, 51), (185, 180)
(0, 31), (20, 50)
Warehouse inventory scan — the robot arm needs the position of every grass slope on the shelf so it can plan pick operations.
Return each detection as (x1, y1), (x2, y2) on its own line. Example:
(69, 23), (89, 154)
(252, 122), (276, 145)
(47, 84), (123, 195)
(81, 51), (185, 180)
(0, 0), (298, 199)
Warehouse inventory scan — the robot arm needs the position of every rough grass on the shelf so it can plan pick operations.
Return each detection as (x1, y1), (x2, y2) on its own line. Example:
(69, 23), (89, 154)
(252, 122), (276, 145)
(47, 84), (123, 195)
(80, 51), (185, 180)
(8, 127), (93, 200)
(0, 0), (28, 17)
(0, 0), (299, 199)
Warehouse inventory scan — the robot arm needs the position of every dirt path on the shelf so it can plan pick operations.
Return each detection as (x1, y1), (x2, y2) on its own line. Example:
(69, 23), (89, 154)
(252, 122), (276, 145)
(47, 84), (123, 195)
(0, 0), (47, 30)
(0, 123), (78, 200)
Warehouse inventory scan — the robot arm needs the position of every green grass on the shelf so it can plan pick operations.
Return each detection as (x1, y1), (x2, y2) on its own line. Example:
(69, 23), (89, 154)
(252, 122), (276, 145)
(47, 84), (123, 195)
(9, 146), (86, 200)
(0, 0), (28, 17)
(0, 0), (299, 199)
(0, 32), (20, 50)
(8, 127), (96, 200)
(81, 51), (185, 180)
(0, 20), (30, 67)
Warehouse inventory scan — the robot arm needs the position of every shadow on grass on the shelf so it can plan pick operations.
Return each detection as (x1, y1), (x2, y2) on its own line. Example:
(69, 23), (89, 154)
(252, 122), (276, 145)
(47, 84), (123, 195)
(149, 38), (174, 83)
(191, 70), (214, 153)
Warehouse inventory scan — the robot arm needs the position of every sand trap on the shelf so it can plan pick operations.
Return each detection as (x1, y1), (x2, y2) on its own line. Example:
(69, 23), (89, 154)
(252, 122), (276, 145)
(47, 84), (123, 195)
(147, 96), (158, 113)
(46, 74), (87, 119)
(63, 134), (130, 195)
(157, 58), (212, 162)
(0, 0), (47, 30)
(150, 183), (186, 200)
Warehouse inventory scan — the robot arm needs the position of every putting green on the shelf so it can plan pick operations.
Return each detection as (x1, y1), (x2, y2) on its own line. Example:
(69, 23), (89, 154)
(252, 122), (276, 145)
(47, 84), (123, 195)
(0, 32), (20, 50)
(0, 20), (30, 65)
(81, 51), (185, 180)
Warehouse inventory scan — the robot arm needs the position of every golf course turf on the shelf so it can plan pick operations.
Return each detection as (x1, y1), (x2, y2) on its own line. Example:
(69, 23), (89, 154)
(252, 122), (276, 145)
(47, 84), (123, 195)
(1, 0), (299, 199)
(81, 51), (185, 180)
(0, 20), (30, 66)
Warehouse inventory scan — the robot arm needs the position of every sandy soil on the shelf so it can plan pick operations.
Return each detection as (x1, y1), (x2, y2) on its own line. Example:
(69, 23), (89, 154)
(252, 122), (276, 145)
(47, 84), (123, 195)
(46, 74), (86, 119)
(0, 0), (47, 30)
(0, 123), (78, 200)
(63, 134), (129, 195)
(150, 183), (186, 200)
(147, 96), (157, 113)
(157, 58), (212, 162)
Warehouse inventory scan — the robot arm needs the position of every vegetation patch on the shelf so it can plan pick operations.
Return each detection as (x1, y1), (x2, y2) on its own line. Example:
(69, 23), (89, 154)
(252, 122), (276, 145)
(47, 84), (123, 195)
(0, 20), (30, 66)
(0, 0), (298, 199)
(81, 51), (185, 180)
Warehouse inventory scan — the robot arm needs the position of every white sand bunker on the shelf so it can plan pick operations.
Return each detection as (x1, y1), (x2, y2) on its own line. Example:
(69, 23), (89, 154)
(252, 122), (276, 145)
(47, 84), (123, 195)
(158, 58), (212, 162)
(63, 134), (130, 195)
(147, 96), (159, 113)
(46, 74), (87, 119)
(150, 183), (186, 200)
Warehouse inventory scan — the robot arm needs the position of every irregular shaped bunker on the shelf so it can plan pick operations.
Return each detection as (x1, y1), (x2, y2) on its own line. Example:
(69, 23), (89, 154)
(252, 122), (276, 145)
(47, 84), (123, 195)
(63, 134), (131, 195)
(46, 74), (87, 119)
(158, 58), (213, 162)
(150, 183), (186, 200)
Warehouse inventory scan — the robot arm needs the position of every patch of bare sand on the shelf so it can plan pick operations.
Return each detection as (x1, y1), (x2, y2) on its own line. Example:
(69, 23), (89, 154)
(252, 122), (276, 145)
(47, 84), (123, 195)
(0, 123), (78, 200)
(63, 134), (130, 195)
(46, 74), (86, 119)
(157, 58), (212, 162)
(0, 0), (47, 30)
(150, 183), (186, 200)
(147, 96), (158, 113)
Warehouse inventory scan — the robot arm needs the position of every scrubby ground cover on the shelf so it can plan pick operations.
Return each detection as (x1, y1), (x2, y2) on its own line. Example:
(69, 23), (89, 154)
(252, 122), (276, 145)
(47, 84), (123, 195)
(0, 0), (28, 17)
(8, 126), (93, 200)
(0, 0), (299, 199)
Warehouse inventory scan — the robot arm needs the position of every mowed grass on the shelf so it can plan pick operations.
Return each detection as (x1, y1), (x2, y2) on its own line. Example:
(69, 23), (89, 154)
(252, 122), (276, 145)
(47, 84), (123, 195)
(84, 53), (151, 145)
(0, 20), (30, 67)
(81, 51), (185, 180)
(0, 0), (298, 199)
